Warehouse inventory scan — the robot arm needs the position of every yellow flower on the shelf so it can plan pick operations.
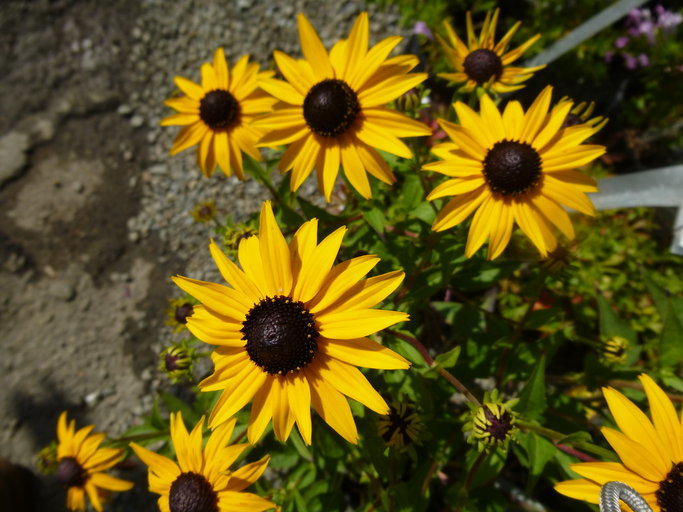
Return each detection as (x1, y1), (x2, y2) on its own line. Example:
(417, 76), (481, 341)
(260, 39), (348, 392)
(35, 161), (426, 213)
(162, 48), (277, 178)
(56, 412), (133, 511)
(555, 374), (683, 511)
(172, 201), (410, 445)
(438, 8), (545, 93)
(255, 13), (431, 201)
(423, 86), (606, 259)
(131, 412), (273, 512)
(191, 200), (217, 223)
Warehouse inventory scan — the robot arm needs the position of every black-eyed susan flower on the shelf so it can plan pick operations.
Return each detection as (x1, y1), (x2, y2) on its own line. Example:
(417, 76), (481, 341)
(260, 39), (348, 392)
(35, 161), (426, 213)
(438, 8), (545, 93)
(172, 201), (410, 445)
(423, 86), (606, 259)
(254, 13), (431, 201)
(131, 412), (273, 512)
(159, 343), (195, 382)
(600, 336), (629, 365)
(162, 48), (277, 178)
(56, 412), (133, 511)
(166, 298), (194, 332)
(556, 374), (683, 511)
(378, 401), (423, 450)
(191, 200), (217, 223)
(464, 390), (518, 451)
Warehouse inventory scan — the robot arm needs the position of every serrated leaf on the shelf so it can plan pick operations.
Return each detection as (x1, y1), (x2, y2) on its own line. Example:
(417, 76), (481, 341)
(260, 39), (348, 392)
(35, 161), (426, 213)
(517, 355), (547, 420)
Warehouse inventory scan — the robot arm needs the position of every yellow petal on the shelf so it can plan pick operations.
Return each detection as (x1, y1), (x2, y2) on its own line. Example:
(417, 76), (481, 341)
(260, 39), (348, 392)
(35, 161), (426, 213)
(209, 239), (262, 303)
(258, 201), (293, 295)
(286, 372), (312, 445)
(89, 473), (134, 492)
(174, 76), (204, 101)
(570, 462), (660, 493)
(226, 455), (271, 492)
(315, 356), (389, 414)
(297, 13), (333, 79)
(172, 276), (249, 321)
(554, 479), (601, 505)
(317, 309), (409, 339)
(304, 366), (358, 444)
(213, 48), (229, 89)
(318, 270), (404, 314)
(247, 377), (275, 444)
(431, 187), (488, 232)
(639, 374), (683, 463)
(341, 141), (372, 199)
(601, 426), (667, 482)
(356, 119), (413, 159)
(209, 364), (267, 428)
(309, 255), (380, 313)
(520, 86), (552, 143)
(294, 226), (346, 303)
(320, 337), (410, 369)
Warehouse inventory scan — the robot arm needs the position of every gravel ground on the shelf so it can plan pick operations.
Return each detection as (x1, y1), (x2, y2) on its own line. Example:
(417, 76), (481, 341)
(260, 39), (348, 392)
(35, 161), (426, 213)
(0, 0), (407, 509)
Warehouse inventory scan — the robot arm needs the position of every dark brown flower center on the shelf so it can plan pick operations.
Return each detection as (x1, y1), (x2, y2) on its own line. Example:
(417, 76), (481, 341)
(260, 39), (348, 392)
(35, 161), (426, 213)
(482, 406), (513, 441)
(657, 462), (683, 512)
(483, 140), (542, 196)
(175, 303), (194, 325)
(463, 49), (503, 85)
(169, 472), (218, 512)
(303, 79), (360, 137)
(242, 295), (318, 375)
(199, 90), (239, 130)
(56, 457), (87, 488)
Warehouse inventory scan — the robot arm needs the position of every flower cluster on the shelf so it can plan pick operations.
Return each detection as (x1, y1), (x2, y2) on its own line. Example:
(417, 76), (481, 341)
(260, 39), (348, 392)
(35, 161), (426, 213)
(42, 8), (678, 512)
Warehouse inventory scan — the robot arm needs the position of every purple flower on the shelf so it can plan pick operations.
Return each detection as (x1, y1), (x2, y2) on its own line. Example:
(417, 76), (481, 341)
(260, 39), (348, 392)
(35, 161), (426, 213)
(656, 8), (683, 32)
(413, 21), (434, 40)
(615, 36), (629, 48)
(623, 53), (638, 69)
(604, 50), (614, 63)
(637, 53), (650, 67)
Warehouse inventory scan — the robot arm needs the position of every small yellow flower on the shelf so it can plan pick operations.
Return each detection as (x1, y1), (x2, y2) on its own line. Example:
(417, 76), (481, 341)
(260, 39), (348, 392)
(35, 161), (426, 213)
(131, 412), (274, 512)
(465, 392), (518, 451)
(600, 336), (629, 364)
(162, 48), (277, 178)
(556, 375), (683, 511)
(191, 200), (217, 223)
(55, 412), (133, 511)
(159, 343), (194, 382)
(438, 8), (545, 93)
(165, 298), (194, 332)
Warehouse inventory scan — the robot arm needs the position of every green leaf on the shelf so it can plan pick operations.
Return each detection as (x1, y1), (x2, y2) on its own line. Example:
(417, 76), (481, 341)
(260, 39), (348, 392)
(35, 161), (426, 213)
(643, 271), (669, 319)
(160, 392), (199, 425)
(363, 206), (387, 234)
(596, 294), (637, 344)
(433, 345), (461, 369)
(519, 432), (557, 492)
(517, 355), (547, 420)
(660, 301), (683, 368)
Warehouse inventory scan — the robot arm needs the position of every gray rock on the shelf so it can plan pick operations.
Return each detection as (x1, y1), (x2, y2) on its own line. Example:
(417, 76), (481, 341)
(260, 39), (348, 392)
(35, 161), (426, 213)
(0, 131), (30, 186)
(47, 280), (76, 301)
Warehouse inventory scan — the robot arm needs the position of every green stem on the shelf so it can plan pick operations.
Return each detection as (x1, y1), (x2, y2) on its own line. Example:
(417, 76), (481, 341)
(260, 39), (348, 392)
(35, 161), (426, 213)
(389, 330), (481, 407)
(517, 420), (616, 461)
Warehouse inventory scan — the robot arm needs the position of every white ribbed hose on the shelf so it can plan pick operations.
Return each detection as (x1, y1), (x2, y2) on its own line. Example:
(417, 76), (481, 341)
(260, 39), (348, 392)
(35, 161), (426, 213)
(599, 481), (653, 512)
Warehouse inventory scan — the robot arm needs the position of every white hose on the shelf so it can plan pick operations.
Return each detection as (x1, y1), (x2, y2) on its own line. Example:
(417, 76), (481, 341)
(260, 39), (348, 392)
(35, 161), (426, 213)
(599, 481), (653, 512)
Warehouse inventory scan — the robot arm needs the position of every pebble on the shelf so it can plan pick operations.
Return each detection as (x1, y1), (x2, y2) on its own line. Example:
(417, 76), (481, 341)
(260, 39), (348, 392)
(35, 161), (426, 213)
(0, 131), (30, 186)
(47, 280), (76, 302)
(130, 115), (145, 127)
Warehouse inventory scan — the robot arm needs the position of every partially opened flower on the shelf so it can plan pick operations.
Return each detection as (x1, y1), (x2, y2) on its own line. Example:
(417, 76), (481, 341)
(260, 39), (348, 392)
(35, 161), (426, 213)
(255, 12), (431, 201)
(423, 86), (606, 259)
(55, 412), (133, 511)
(131, 412), (273, 512)
(438, 8), (545, 93)
(173, 201), (410, 445)
(555, 374), (683, 511)
(558, 97), (608, 131)
(162, 48), (277, 178)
